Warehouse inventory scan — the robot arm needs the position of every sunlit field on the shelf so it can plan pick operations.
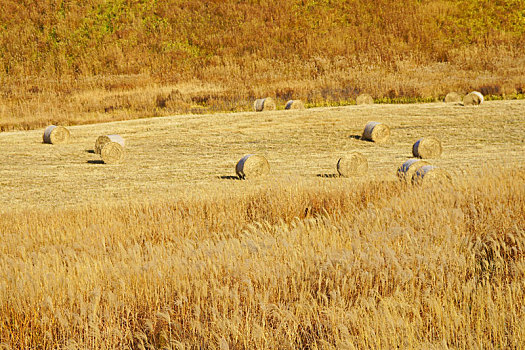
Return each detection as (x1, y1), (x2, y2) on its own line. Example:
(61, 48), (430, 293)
(0, 100), (524, 348)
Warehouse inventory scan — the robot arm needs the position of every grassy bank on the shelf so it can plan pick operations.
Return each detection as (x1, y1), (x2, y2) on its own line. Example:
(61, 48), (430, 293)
(0, 0), (525, 130)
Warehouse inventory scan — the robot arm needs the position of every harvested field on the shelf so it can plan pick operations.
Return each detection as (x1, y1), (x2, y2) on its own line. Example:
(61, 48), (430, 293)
(0, 100), (524, 348)
(0, 100), (524, 211)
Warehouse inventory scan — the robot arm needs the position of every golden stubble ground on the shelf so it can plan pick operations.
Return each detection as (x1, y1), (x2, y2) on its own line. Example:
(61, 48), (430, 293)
(1, 99), (523, 211)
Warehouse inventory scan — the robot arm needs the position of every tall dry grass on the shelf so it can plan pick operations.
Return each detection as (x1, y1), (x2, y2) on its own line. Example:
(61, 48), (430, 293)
(1, 0), (525, 130)
(0, 168), (523, 348)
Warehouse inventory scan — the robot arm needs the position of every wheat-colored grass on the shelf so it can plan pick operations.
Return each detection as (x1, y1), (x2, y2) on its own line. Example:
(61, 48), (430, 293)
(0, 100), (524, 348)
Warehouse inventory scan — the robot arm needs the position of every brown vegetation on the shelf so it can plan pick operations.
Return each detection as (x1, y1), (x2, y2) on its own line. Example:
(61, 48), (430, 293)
(0, 167), (523, 348)
(0, 1), (524, 131)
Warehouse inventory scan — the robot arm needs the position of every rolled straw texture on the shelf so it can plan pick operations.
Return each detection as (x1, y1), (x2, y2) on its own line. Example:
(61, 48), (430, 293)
(361, 122), (390, 143)
(235, 155), (270, 179)
(463, 91), (484, 106)
(95, 135), (125, 154)
(397, 159), (431, 181)
(43, 125), (70, 144)
(356, 94), (374, 105)
(444, 92), (462, 103)
(254, 97), (276, 112)
(412, 137), (442, 158)
(100, 142), (124, 164)
(337, 152), (368, 177)
(285, 100), (305, 110)
(412, 165), (451, 185)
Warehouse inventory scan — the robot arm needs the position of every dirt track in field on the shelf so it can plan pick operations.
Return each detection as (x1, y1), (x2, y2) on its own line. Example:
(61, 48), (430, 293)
(1, 100), (524, 211)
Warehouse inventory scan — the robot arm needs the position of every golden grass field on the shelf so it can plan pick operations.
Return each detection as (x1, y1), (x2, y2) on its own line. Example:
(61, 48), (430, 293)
(0, 100), (524, 348)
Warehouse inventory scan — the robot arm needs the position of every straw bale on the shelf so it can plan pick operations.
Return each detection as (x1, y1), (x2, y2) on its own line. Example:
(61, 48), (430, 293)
(361, 122), (390, 143)
(444, 92), (462, 103)
(463, 91), (484, 106)
(235, 155), (270, 179)
(412, 137), (442, 158)
(285, 100), (305, 110)
(43, 125), (70, 144)
(356, 94), (374, 105)
(337, 152), (368, 177)
(397, 159), (431, 181)
(95, 135), (125, 154)
(100, 142), (124, 164)
(253, 97), (276, 112)
(412, 165), (451, 185)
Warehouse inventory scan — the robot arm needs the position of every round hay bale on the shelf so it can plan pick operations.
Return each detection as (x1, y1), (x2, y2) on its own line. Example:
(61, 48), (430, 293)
(100, 142), (124, 164)
(397, 159), (431, 181)
(463, 91), (484, 106)
(95, 135), (125, 154)
(412, 165), (451, 185)
(361, 121), (390, 143)
(253, 97), (276, 112)
(285, 100), (305, 110)
(356, 94), (374, 105)
(42, 125), (70, 144)
(412, 137), (442, 158)
(235, 154), (270, 179)
(337, 152), (368, 177)
(444, 92), (462, 103)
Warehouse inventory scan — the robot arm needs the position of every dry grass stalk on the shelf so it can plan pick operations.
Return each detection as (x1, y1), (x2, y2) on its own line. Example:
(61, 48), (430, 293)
(42, 125), (70, 144)
(412, 137), (442, 158)
(397, 159), (431, 181)
(336, 152), (368, 177)
(235, 154), (270, 179)
(285, 100), (305, 110)
(95, 135), (125, 154)
(463, 91), (484, 106)
(100, 142), (124, 164)
(356, 94), (374, 105)
(411, 165), (451, 185)
(444, 92), (462, 103)
(361, 121), (391, 143)
(253, 98), (276, 112)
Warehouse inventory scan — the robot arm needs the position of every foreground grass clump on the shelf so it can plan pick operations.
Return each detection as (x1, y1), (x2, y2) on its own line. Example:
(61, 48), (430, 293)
(0, 169), (523, 348)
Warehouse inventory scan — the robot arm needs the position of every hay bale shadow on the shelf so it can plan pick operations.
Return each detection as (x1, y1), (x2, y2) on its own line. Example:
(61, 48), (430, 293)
(316, 173), (340, 178)
(85, 149), (95, 154)
(87, 160), (105, 164)
(218, 175), (241, 180)
(349, 134), (362, 140)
